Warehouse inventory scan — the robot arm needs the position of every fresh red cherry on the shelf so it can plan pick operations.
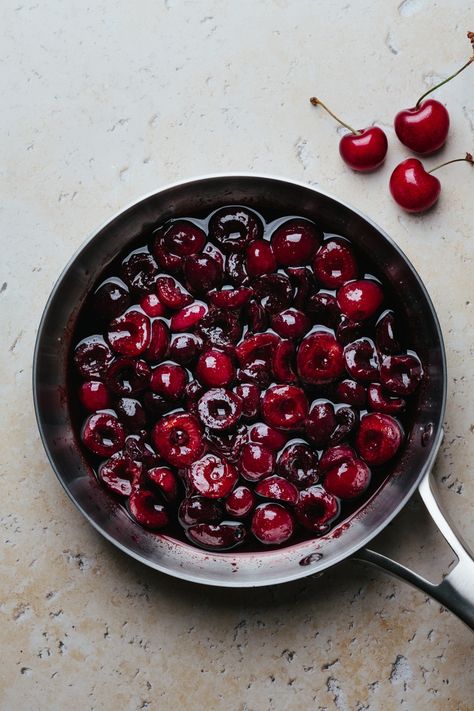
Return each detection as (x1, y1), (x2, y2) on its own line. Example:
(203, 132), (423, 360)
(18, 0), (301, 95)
(389, 154), (473, 213)
(389, 158), (440, 213)
(310, 97), (387, 172)
(394, 100), (449, 155)
(394, 33), (474, 153)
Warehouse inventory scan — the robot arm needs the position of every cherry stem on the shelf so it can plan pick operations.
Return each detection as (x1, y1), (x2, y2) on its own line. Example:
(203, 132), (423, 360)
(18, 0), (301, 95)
(428, 152), (474, 173)
(309, 97), (361, 136)
(415, 31), (474, 107)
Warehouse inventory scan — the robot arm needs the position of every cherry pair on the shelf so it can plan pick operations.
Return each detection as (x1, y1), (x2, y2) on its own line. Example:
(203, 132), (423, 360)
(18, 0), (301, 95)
(310, 31), (474, 212)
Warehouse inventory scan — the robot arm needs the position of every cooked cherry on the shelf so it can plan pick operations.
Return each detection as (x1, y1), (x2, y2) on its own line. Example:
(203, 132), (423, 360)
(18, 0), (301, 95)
(246, 239), (277, 276)
(121, 250), (159, 296)
(225, 251), (249, 285)
(105, 358), (151, 395)
(79, 381), (111, 412)
(185, 253), (223, 293)
(337, 280), (383, 321)
(74, 336), (114, 379)
(203, 242), (225, 270)
(272, 340), (297, 383)
(355, 413), (403, 466)
(197, 388), (242, 430)
(335, 379), (367, 408)
(146, 466), (178, 501)
(375, 310), (402, 354)
(313, 239), (357, 288)
(367, 383), (406, 414)
(163, 220), (206, 256)
(93, 278), (130, 322)
(270, 308), (310, 339)
(287, 267), (316, 310)
(344, 338), (379, 382)
(307, 292), (341, 329)
(380, 354), (423, 396)
(297, 332), (344, 384)
(239, 442), (275, 482)
(140, 293), (166, 317)
(248, 422), (288, 451)
(184, 379), (205, 417)
(322, 458), (371, 499)
(255, 476), (299, 505)
(209, 206), (262, 253)
(208, 286), (253, 309)
(196, 308), (242, 349)
(144, 319), (170, 362)
(178, 496), (222, 527)
(151, 362), (187, 400)
(82, 412), (125, 457)
(152, 412), (204, 467)
(196, 348), (235, 388)
(142, 391), (173, 417)
(261, 385), (308, 431)
(233, 383), (260, 418)
(295, 486), (340, 533)
(128, 489), (169, 530)
(170, 302), (208, 332)
(169, 333), (201, 365)
(251, 503), (294, 545)
(186, 453), (238, 498)
(271, 219), (321, 266)
(253, 273), (293, 313)
(107, 310), (151, 357)
(124, 434), (158, 468)
(186, 522), (246, 550)
(237, 360), (272, 389)
(204, 425), (248, 463)
(153, 233), (183, 275)
(319, 444), (357, 474)
(305, 401), (337, 448)
(277, 443), (319, 488)
(225, 486), (255, 517)
(245, 299), (268, 332)
(336, 316), (364, 346)
(328, 406), (358, 446)
(156, 276), (192, 310)
(98, 453), (142, 497)
(115, 397), (147, 431)
(236, 332), (279, 366)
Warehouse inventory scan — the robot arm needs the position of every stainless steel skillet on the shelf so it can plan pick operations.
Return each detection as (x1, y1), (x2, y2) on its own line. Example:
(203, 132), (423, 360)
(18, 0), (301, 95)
(32, 174), (474, 628)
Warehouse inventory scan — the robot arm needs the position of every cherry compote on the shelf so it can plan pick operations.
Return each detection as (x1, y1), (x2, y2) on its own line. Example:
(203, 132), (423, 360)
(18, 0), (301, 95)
(70, 207), (423, 551)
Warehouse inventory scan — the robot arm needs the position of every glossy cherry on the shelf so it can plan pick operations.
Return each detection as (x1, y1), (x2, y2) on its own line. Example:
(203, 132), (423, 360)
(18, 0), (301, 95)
(79, 380), (111, 412)
(239, 442), (275, 482)
(355, 413), (403, 466)
(310, 97), (387, 171)
(389, 154), (473, 213)
(196, 348), (235, 388)
(251, 503), (294, 545)
(394, 33), (474, 153)
(186, 453), (238, 499)
(395, 100), (449, 155)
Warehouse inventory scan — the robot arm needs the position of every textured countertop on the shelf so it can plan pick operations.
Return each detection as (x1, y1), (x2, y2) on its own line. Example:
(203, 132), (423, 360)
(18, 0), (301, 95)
(1, 1), (473, 709)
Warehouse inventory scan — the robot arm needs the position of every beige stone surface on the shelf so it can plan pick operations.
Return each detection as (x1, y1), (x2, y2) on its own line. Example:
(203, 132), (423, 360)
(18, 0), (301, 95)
(1, 1), (473, 709)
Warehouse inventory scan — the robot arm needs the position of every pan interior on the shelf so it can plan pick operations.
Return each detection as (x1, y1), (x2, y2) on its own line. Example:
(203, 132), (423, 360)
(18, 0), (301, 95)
(33, 175), (446, 587)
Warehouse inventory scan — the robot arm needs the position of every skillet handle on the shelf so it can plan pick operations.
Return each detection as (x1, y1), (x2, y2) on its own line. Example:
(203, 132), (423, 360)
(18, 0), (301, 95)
(355, 471), (474, 630)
